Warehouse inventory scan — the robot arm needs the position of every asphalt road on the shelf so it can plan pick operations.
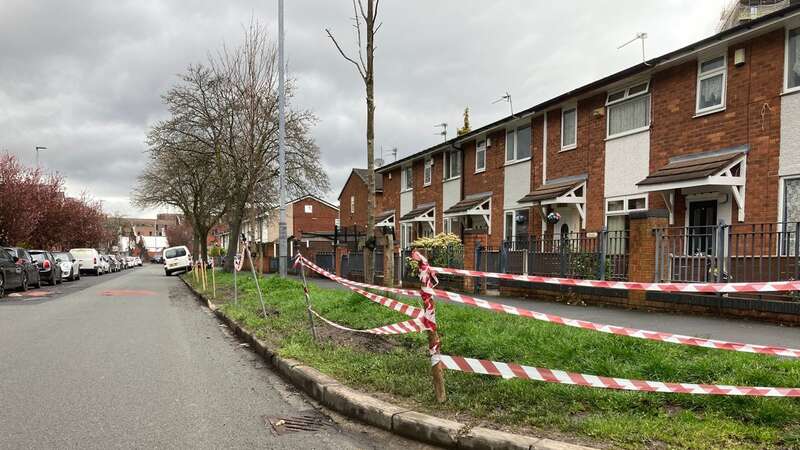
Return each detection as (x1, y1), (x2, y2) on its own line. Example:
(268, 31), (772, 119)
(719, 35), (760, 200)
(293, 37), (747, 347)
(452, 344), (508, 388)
(0, 264), (435, 449)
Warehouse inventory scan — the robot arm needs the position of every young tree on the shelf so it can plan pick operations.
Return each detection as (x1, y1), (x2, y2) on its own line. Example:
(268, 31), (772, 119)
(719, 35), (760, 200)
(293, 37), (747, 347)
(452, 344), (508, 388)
(327, 0), (381, 284)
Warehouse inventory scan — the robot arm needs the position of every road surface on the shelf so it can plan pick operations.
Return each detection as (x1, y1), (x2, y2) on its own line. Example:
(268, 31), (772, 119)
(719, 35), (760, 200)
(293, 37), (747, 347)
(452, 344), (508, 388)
(0, 264), (435, 449)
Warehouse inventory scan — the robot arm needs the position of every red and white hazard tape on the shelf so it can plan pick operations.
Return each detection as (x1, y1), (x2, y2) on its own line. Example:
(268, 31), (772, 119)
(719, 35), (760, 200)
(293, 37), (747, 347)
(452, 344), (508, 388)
(295, 255), (423, 318)
(429, 266), (800, 293)
(308, 308), (431, 335)
(422, 287), (800, 359)
(294, 254), (422, 297)
(432, 354), (800, 397)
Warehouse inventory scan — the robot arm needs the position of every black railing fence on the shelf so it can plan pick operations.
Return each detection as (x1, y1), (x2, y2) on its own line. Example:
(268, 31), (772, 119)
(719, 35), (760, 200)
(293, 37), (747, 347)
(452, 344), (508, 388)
(654, 222), (800, 283)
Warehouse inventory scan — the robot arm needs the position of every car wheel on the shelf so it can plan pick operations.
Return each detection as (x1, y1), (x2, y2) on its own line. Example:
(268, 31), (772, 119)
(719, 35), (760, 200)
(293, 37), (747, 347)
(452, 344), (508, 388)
(20, 273), (28, 291)
(34, 273), (42, 288)
(165, 270), (171, 276)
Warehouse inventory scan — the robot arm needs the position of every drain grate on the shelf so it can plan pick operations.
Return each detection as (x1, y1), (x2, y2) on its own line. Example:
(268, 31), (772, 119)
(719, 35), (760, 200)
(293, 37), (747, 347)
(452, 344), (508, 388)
(264, 410), (337, 435)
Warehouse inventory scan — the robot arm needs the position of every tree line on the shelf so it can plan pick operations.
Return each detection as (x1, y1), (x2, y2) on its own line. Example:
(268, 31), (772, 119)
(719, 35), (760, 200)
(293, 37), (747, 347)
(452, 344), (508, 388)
(135, 22), (328, 271)
(0, 154), (111, 250)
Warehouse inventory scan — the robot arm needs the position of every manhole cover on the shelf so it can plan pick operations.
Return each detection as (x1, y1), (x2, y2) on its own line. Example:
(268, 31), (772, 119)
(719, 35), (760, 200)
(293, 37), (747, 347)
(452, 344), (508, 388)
(264, 410), (337, 435)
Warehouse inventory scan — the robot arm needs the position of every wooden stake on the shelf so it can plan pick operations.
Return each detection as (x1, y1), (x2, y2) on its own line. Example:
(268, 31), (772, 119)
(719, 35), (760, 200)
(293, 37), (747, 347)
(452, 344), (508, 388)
(211, 260), (216, 299)
(429, 340), (447, 403)
(299, 259), (318, 343)
(201, 259), (207, 291)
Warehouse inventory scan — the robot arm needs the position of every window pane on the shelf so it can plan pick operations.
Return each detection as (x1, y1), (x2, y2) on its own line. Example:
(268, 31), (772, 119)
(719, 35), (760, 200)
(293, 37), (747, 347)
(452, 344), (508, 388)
(699, 73), (724, 110)
(452, 151), (461, 177)
(785, 178), (800, 222)
(476, 141), (486, 170)
(562, 109), (576, 147)
(607, 200), (624, 212)
(514, 210), (529, 238)
(516, 126), (531, 159)
(700, 56), (725, 73)
(627, 82), (649, 95)
(607, 90), (625, 103)
(627, 197), (646, 210)
(790, 28), (800, 89)
(506, 131), (515, 161)
(608, 95), (649, 136)
(505, 212), (513, 239)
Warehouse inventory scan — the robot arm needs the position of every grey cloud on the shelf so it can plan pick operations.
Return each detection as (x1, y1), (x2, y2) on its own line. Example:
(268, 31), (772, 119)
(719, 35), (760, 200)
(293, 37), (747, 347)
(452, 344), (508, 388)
(0, 0), (726, 217)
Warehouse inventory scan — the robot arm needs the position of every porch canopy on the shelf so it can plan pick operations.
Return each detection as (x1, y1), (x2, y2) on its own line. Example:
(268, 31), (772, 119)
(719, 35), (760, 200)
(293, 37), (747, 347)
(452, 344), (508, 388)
(375, 209), (395, 228)
(399, 202), (436, 231)
(517, 175), (587, 228)
(636, 146), (747, 222)
(443, 191), (492, 232)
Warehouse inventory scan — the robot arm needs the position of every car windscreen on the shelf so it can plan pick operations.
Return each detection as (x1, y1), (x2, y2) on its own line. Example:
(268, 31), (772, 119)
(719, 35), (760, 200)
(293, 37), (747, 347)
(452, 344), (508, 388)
(70, 249), (93, 258)
(164, 248), (186, 258)
(55, 252), (70, 260)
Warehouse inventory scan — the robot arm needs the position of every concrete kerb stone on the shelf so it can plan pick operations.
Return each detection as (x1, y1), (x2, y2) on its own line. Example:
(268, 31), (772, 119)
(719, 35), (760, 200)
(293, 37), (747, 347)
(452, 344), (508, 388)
(178, 275), (596, 450)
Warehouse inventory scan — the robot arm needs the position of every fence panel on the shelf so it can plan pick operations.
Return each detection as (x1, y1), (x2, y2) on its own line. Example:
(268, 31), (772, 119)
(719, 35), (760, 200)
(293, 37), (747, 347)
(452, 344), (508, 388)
(315, 251), (335, 274)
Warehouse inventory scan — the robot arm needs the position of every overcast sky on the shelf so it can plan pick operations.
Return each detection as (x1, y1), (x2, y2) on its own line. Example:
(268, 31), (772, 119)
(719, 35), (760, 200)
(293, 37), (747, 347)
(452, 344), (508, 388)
(0, 0), (728, 218)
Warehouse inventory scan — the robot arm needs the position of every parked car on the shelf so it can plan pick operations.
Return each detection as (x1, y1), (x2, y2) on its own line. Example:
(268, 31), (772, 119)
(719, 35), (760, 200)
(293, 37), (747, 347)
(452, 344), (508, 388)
(3, 247), (42, 289)
(54, 251), (80, 281)
(126, 256), (136, 268)
(110, 255), (122, 272)
(70, 248), (104, 276)
(135, 256), (143, 267)
(151, 255), (163, 264)
(0, 247), (29, 296)
(163, 245), (192, 276)
(29, 250), (62, 285)
(116, 254), (129, 269)
(97, 254), (110, 275)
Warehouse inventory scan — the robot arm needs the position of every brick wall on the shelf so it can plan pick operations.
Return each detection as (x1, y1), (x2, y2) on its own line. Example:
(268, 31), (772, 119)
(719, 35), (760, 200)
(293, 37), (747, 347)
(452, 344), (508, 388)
(338, 172), (384, 230)
(292, 198), (338, 236)
(462, 129), (508, 247)
(649, 29), (784, 224)
(413, 152), (443, 233)
(381, 166), (402, 239)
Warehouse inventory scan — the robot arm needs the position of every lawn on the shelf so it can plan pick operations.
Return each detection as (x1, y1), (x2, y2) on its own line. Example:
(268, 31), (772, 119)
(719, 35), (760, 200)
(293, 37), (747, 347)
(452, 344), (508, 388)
(186, 270), (800, 449)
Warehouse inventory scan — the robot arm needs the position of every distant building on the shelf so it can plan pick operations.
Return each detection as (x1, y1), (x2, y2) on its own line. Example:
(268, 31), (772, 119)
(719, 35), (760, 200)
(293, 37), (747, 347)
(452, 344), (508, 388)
(719, 0), (799, 30)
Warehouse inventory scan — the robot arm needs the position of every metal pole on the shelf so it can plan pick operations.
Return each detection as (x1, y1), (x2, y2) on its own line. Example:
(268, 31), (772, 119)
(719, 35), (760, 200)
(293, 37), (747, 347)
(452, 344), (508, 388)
(246, 245), (269, 318)
(277, 0), (288, 277)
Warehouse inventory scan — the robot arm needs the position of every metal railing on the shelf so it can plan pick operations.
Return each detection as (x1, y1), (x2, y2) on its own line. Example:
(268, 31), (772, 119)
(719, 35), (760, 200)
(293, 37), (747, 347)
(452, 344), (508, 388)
(654, 222), (800, 283)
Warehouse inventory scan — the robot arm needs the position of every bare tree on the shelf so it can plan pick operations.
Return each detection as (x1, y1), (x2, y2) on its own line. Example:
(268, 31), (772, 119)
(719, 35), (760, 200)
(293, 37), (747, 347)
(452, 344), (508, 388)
(326, 0), (381, 284)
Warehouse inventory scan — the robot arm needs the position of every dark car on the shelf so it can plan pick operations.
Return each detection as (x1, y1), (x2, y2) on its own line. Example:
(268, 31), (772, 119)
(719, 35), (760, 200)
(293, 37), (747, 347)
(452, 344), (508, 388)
(0, 247), (27, 297)
(29, 250), (62, 286)
(3, 247), (42, 289)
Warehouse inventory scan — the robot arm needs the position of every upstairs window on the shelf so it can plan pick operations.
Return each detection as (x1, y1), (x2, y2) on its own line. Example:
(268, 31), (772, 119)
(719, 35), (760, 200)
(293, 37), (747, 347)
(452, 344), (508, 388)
(788, 27), (800, 92)
(423, 157), (433, 186)
(506, 125), (531, 163)
(561, 107), (577, 150)
(402, 166), (413, 191)
(696, 54), (727, 113)
(304, 204), (313, 214)
(607, 81), (650, 138)
(350, 195), (355, 214)
(444, 150), (461, 180)
(475, 140), (486, 173)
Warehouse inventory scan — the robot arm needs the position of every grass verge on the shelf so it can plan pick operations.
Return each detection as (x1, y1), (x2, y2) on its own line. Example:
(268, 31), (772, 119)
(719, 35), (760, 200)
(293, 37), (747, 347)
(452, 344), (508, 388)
(186, 270), (800, 449)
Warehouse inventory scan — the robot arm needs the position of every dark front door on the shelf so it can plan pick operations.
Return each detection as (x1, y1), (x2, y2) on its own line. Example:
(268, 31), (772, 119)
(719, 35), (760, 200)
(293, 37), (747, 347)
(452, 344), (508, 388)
(689, 200), (717, 255)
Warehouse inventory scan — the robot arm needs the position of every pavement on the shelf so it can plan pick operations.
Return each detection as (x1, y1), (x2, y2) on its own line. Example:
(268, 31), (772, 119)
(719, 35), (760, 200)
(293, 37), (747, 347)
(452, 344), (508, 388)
(0, 264), (435, 449)
(292, 275), (800, 349)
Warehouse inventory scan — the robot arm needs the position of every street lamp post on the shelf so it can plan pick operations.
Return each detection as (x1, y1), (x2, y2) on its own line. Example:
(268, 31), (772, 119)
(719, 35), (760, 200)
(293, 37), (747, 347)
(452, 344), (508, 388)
(35, 146), (47, 167)
(278, 0), (288, 277)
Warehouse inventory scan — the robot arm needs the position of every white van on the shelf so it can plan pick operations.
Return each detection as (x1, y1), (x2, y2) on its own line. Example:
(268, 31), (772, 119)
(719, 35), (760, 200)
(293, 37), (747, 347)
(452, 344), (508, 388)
(69, 248), (103, 276)
(163, 245), (192, 276)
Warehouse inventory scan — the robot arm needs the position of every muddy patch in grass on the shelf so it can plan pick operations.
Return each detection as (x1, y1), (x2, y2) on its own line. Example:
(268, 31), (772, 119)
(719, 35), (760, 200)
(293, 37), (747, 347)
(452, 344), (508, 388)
(315, 322), (400, 353)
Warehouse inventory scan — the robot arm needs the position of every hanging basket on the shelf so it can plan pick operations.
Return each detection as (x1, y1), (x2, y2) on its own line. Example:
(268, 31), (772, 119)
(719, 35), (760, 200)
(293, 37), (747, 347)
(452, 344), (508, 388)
(545, 211), (561, 225)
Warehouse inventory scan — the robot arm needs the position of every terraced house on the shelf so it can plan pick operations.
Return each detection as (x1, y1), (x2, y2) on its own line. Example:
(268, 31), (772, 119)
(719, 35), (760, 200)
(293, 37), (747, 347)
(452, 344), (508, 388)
(372, 4), (800, 280)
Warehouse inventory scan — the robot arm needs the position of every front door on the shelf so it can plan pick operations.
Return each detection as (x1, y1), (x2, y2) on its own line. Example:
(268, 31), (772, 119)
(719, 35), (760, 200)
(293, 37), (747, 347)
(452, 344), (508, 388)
(688, 200), (717, 255)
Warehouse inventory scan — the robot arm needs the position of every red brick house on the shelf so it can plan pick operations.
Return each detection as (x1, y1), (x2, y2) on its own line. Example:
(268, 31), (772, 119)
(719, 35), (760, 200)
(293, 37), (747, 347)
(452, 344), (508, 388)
(337, 168), (385, 230)
(375, 5), (800, 254)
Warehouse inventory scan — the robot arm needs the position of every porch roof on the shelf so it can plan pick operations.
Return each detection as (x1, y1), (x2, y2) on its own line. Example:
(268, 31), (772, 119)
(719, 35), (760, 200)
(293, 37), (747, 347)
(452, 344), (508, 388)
(517, 178), (585, 205)
(636, 147), (747, 191)
(444, 192), (492, 215)
(375, 209), (395, 227)
(399, 202), (436, 222)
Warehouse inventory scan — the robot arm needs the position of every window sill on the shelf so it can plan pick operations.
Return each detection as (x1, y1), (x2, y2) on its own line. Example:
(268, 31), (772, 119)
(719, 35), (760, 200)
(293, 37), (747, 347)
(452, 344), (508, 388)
(781, 87), (800, 97)
(400, 189), (413, 194)
(423, 182), (431, 188)
(474, 168), (486, 175)
(559, 144), (577, 153)
(605, 127), (650, 142)
(693, 107), (725, 118)
(442, 176), (461, 183)
(504, 157), (531, 167)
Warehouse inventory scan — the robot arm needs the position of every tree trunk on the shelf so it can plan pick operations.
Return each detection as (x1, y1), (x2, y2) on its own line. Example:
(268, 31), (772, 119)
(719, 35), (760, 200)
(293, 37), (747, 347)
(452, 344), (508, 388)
(364, 0), (376, 285)
(224, 209), (244, 272)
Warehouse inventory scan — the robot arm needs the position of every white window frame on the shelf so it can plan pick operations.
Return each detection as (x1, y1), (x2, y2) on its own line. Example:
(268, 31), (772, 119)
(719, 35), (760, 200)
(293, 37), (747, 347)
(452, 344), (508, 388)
(475, 140), (487, 173)
(503, 208), (530, 241)
(401, 166), (413, 192)
(779, 175), (800, 224)
(604, 195), (648, 225)
(443, 149), (461, 181)
(606, 81), (651, 140)
(505, 125), (532, 164)
(350, 195), (355, 214)
(304, 204), (313, 214)
(560, 106), (577, 151)
(695, 53), (727, 115)
(400, 223), (413, 249)
(443, 217), (453, 234)
(423, 157), (433, 186)
(786, 25), (800, 94)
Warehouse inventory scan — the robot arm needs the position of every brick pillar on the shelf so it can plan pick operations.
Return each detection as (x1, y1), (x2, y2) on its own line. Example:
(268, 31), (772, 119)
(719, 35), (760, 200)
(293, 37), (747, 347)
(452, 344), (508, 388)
(627, 209), (669, 305)
(335, 245), (348, 277)
(462, 234), (482, 292)
(384, 234), (395, 287)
